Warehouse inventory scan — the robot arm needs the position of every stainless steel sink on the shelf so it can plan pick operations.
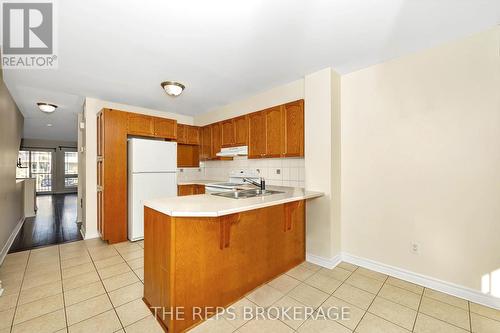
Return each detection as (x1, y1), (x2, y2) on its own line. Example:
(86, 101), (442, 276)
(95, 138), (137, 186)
(211, 189), (284, 199)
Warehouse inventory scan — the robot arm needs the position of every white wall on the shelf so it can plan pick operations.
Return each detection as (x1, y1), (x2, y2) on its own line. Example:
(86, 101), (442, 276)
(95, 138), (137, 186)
(82, 98), (194, 239)
(341, 27), (500, 293)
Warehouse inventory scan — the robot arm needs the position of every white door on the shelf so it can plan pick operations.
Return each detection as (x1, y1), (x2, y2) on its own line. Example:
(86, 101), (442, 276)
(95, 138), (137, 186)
(129, 139), (177, 173)
(128, 172), (177, 241)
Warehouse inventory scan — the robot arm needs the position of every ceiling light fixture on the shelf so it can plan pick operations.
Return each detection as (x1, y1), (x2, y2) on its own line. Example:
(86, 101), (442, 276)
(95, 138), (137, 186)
(37, 102), (58, 113)
(47, 123), (53, 127)
(161, 81), (185, 97)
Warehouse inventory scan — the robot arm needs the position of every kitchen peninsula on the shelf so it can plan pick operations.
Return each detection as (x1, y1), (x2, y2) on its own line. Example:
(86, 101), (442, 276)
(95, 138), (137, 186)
(142, 186), (322, 332)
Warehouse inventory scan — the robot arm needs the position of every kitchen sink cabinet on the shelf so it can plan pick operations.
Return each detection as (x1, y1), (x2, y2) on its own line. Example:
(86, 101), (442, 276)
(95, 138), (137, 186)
(177, 184), (205, 196)
(143, 200), (305, 332)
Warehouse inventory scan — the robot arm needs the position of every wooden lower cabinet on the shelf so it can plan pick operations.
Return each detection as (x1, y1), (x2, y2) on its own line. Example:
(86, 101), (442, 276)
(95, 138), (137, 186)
(177, 184), (205, 196)
(143, 201), (305, 332)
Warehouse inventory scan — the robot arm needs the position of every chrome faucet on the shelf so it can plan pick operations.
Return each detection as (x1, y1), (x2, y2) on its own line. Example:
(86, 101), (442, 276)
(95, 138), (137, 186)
(243, 177), (266, 191)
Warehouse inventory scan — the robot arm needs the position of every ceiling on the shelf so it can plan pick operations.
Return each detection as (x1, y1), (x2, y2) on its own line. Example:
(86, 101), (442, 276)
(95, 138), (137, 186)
(3, 0), (499, 141)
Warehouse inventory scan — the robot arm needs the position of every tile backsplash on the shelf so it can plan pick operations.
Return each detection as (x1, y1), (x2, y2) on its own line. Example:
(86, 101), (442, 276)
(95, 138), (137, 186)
(177, 157), (305, 187)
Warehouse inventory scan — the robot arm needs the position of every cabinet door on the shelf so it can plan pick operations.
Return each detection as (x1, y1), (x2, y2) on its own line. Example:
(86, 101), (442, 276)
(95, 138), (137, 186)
(221, 119), (235, 147)
(211, 123), (222, 159)
(195, 185), (205, 194)
(178, 185), (195, 196)
(177, 124), (186, 144)
(186, 126), (200, 145)
(265, 106), (283, 158)
(154, 118), (176, 139)
(233, 115), (248, 146)
(128, 113), (154, 136)
(248, 111), (266, 158)
(97, 112), (104, 157)
(200, 126), (212, 160)
(283, 100), (304, 157)
(177, 144), (200, 167)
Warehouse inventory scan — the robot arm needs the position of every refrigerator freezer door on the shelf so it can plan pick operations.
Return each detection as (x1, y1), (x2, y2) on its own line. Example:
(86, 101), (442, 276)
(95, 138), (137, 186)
(128, 172), (177, 241)
(128, 138), (177, 173)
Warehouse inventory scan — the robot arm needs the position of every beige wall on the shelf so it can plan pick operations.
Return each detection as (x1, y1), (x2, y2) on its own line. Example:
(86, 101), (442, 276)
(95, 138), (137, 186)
(194, 79), (304, 126)
(304, 69), (342, 259)
(0, 68), (24, 259)
(341, 27), (500, 292)
(83, 98), (195, 239)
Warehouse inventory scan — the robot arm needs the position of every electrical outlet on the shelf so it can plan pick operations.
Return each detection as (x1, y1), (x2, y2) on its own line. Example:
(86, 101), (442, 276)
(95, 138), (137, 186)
(276, 169), (281, 175)
(411, 242), (420, 255)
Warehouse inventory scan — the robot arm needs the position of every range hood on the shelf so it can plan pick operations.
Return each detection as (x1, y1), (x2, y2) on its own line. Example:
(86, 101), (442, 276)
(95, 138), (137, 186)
(216, 146), (248, 157)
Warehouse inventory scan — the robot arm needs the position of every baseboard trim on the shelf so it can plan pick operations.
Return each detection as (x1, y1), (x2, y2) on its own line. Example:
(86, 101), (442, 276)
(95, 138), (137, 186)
(0, 217), (25, 265)
(306, 252), (342, 269)
(342, 252), (500, 310)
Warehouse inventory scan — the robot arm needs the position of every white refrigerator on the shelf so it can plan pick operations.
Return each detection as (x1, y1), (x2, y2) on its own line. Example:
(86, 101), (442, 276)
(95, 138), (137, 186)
(128, 138), (177, 241)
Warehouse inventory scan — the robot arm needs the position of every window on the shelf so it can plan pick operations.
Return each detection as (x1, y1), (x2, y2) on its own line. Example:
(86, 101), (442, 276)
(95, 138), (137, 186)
(64, 151), (78, 187)
(17, 150), (53, 192)
(16, 150), (30, 178)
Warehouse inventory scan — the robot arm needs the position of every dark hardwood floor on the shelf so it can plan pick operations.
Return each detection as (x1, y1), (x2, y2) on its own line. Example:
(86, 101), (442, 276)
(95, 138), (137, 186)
(9, 193), (83, 253)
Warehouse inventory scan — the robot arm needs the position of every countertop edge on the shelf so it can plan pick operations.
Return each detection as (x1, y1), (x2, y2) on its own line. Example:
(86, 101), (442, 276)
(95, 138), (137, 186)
(145, 191), (323, 218)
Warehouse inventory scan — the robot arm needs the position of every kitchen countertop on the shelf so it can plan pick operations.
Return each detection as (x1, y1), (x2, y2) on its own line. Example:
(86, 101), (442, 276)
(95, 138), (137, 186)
(177, 179), (223, 185)
(144, 186), (323, 217)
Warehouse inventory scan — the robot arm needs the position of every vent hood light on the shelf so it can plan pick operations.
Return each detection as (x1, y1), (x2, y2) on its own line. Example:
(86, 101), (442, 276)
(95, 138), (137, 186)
(37, 102), (57, 113)
(161, 81), (185, 97)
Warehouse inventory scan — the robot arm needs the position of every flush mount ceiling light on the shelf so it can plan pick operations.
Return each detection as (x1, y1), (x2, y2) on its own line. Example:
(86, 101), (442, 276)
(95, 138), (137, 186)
(161, 81), (185, 97)
(37, 102), (58, 113)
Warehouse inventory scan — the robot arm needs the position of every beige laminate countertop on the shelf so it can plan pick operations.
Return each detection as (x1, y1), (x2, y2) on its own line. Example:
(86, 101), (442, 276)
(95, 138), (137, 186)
(145, 186), (323, 217)
(177, 179), (223, 185)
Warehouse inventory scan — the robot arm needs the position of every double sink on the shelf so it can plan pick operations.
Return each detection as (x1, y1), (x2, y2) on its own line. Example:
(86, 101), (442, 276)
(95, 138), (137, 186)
(211, 188), (284, 199)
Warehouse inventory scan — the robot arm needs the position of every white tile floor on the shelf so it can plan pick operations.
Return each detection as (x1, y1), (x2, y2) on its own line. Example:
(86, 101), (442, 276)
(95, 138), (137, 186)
(1, 239), (499, 333)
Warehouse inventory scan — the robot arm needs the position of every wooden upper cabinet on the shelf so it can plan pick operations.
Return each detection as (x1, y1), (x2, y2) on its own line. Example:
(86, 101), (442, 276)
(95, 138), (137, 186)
(128, 113), (154, 136)
(177, 124), (187, 144)
(186, 126), (200, 145)
(211, 122), (222, 158)
(177, 124), (199, 145)
(221, 119), (235, 147)
(154, 117), (176, 139)
(282, 100), (304, 157)
(200, 125), (212, 160)
(233, 115), (248, 146)
(265, 106), (283, 158)
(248, 111), (266, 158)
(128, 113), (176, 139)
